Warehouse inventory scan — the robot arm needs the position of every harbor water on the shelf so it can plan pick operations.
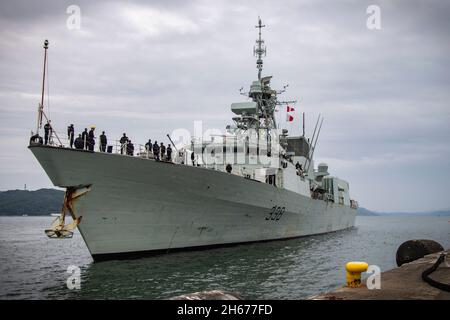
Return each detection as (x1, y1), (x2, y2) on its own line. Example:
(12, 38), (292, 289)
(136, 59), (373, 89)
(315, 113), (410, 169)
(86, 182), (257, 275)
(0, 216), (449, 300)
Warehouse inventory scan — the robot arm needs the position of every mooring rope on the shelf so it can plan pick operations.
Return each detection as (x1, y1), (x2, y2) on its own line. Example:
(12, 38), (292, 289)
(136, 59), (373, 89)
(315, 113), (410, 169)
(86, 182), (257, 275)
(421, 253), (450, 292)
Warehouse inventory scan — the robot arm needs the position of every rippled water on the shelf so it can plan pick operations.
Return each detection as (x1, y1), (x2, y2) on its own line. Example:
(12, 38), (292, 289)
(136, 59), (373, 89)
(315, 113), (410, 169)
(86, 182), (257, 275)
(0, 216), (449, 300)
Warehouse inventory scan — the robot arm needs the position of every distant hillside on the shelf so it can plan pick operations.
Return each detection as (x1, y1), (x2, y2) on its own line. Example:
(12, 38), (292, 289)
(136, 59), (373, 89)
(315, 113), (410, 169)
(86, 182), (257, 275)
(375, 210), (450, 217)
(356, 207), (378, 216)
(0, 189), (64, 216)
(356, 207), (450, 217)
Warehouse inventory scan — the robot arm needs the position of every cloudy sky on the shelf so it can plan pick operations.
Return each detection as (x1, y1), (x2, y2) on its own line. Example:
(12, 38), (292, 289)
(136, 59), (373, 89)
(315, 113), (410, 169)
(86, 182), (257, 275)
(0, 0), (449, 212)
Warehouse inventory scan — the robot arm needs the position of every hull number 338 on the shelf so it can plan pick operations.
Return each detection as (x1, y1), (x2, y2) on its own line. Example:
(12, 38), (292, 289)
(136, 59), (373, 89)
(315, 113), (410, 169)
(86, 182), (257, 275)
(265, 206), (285, 221)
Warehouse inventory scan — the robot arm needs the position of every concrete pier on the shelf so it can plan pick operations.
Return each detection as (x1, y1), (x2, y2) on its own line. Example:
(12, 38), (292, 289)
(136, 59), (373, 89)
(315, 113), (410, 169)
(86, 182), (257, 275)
(311, 249), (450, 300)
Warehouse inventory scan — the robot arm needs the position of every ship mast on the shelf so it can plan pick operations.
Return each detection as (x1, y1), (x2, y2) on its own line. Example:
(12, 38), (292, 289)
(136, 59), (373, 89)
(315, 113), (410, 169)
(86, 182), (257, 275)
(230, 18), (296, 133)
(37, 40), (49, 134)
(33, 40), (63, 145)
(254, 17), (266, 81)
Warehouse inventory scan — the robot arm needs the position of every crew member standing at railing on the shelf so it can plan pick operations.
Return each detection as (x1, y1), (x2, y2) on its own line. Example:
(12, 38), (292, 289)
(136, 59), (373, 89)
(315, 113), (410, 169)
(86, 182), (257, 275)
(44, 120), (52, 145)
(160, 142), (166, 161)
(82, 128), (88, 149)
(88, 127), (95, 151)
(127, 140), (134, 156)
(120, 133), (128, 154)
(87, 136), (95, 151)
(153, 141), (160, 161)
(74, 134), (83, 149)
(100, 131), (107, 152)
(67, 124), (75, 148)
(167, 144), (172, 162)
(145, 139), (152, 157)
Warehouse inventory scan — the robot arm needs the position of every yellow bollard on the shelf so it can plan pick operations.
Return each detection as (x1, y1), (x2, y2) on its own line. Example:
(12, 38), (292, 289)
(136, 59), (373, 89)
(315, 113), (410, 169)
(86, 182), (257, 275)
(345, 261), (369, 288)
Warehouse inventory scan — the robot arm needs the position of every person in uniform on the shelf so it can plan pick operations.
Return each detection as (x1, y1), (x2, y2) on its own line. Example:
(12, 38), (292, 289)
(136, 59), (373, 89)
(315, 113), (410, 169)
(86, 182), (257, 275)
(120, 133), (128, 154)
(166, 144), (172, 162)
(88, 127), (95, 140)
(87, 127), (95, 151)
(81, 128), (88, 149)
(191, 151), (195, 166)
(44, 121), (52, 145)
(295, 162), (303, 176)
(152, 141), (160, 161)
(160, 142), (166, 161)
(74, 134), (84, 149)
(67, 124), (75, 148)
(87, 136), (95, 151)
(100, 131), (107, 152)
(145, 139), (152, 157)
(127, 140), (134, 156)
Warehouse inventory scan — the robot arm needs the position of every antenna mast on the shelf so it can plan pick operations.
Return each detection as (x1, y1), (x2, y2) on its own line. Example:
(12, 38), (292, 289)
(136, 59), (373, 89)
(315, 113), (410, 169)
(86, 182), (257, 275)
(254, 17), (266, 81)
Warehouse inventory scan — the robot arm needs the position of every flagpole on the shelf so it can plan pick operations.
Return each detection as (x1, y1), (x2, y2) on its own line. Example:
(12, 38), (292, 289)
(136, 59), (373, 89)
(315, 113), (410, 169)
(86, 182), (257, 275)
(290, 116), (293, 135)
(303, 112), (305, 136)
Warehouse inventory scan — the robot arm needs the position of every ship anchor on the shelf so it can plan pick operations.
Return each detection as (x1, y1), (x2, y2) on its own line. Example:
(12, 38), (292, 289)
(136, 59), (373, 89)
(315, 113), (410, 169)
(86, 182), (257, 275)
(45, 186), (91, 239)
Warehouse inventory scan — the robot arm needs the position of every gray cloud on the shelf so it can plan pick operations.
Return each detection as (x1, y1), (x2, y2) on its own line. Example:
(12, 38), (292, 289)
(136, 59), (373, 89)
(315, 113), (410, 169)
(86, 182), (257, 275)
(0, 0), (449, 211)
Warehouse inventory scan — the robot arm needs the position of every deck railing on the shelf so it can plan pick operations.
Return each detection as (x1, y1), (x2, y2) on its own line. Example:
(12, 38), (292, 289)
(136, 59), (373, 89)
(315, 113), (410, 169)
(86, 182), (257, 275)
(37, 132), (166, 160)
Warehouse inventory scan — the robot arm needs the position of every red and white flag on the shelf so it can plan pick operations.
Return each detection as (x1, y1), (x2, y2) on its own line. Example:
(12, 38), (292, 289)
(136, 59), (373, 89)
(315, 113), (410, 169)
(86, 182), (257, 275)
(286, 105), (295, 122)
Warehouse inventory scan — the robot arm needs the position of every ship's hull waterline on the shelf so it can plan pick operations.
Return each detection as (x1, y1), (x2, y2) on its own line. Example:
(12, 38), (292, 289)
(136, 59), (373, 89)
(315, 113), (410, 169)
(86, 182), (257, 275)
(29, 145), (356, 261)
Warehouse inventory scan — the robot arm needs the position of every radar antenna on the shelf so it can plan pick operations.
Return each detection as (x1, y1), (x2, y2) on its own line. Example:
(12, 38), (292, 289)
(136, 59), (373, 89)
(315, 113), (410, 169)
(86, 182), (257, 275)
(254, 17), (266, 80)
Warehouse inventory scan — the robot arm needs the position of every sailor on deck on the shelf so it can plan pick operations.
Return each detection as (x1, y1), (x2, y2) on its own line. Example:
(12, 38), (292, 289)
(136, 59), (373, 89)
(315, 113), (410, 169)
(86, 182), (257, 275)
(145, 139), (152, 157)
(153, 141), (160, 161)
(166, 144), (172, 162)
(67, 124), (74, 148)
(100, 131), (107, 152)
(120, 133), (128, 154)
(44, 121), (52, 145)
(295, 162), (304, 176)
(82, 128), (88, 149)
(126, 140), (134, 156)
(74, 134), (83, 149)
(87, 127), (95, 151)
(160, 142), (166, 160)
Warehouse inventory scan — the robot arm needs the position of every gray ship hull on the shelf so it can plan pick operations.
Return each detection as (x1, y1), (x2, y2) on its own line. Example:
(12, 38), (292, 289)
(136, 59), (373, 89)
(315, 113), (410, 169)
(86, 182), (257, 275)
(29, 145), (356, 261)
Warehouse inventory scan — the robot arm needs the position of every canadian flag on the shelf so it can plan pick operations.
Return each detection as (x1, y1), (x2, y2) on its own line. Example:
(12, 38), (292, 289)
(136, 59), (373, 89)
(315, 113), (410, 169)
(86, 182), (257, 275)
(286, 105), (295, 122)
(286, 114), (294, 122)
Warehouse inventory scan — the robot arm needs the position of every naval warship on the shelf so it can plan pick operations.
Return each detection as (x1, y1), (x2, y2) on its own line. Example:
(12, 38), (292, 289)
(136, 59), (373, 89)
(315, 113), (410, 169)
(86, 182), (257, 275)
(29, 19), (357, 261)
